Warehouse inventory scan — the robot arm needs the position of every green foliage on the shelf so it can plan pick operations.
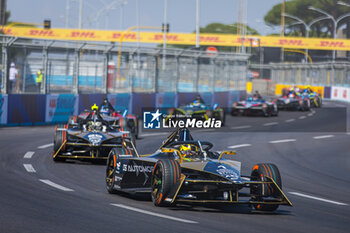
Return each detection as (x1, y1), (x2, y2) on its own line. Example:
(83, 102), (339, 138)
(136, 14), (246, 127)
(199, 22), (259, 35)
(264, 0), (350, 38)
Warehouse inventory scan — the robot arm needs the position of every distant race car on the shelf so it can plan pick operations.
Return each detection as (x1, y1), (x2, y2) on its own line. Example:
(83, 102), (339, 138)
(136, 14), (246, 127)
(167, 98), (225, 125)
(231, 97), (278, 117)
(276, 92), (310, 111)
(105, 128), (292, 211)
(53, 109), (135, 162)
(69, 108), (139, 139)
(306, 91), (322, 108)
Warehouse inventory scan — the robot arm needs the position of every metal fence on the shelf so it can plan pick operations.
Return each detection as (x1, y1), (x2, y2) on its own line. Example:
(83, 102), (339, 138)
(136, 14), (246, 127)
(270, 62), (350, 87)
(0, 36), (249, 94)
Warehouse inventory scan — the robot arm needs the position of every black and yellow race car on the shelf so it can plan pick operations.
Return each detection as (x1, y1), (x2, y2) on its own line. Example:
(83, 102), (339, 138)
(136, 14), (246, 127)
(167, 97), (225, 125)
(105, 128), (292, 211)
(53, 109), (135, 162)
(68, 104), (139, 139)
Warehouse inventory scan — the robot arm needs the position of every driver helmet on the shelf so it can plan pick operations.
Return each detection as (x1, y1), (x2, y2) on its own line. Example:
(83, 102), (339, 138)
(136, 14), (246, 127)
(192, 100), (200, 107)
(248, 96), (253, 101)
(91, 103), (99, 111)
(100, 106), (110, 115)
(179, 144), (199, 161)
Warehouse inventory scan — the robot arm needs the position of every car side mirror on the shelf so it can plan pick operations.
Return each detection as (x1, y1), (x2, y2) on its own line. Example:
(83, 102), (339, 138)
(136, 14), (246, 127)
(218, 150), (236, 163)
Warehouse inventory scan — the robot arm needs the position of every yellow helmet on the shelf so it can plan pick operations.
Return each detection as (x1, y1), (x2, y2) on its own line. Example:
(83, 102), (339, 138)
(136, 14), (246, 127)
(179, 144), (199, 161)
(306, 85), (311, 89)
(91, 103), (99, 111)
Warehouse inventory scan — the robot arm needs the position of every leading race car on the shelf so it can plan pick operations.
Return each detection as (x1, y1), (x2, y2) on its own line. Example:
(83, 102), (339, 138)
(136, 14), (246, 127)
(231, 96), (278, 117)
(106, 128), (292, 211)
(53, 108), (135, 162)
(167, 96), (225, 125)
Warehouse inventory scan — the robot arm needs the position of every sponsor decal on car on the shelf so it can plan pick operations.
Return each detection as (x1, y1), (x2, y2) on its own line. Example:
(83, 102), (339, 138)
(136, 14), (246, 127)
(216, 165), (239, 180)
(88, 134), (103, 145)
(126, 165), (154, 173)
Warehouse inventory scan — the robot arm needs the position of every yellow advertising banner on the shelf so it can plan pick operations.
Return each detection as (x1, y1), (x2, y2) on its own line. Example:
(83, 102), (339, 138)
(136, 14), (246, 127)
(275, 84), (324, 97)
(3, 26), (350, 51)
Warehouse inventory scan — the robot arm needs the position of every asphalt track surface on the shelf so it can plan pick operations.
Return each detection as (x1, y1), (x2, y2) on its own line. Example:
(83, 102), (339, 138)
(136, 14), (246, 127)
(0, 100), (349, 233)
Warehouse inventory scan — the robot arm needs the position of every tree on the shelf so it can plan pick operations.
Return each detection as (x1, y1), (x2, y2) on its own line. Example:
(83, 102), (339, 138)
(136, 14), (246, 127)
(264, 0), (350, 38)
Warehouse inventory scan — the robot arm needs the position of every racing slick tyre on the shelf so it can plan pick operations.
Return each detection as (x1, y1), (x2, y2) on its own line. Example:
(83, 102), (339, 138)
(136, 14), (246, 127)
(106, 148), (124, 194)
(151, 159), (181, 207)
(219, 110), (226, 126)
(301, 100), (310, 112)
(53, 124), (67, 162)
(317, 97), (322, 108)
(250, 163), (282, 211)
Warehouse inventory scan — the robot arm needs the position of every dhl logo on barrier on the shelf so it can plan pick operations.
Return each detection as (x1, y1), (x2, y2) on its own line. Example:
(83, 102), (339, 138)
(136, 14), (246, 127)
(3, 26), (350, 51)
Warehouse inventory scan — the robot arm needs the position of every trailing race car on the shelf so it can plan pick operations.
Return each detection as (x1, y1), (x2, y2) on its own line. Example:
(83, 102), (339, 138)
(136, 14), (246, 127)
(305, 91), (322, 108)
(53, 108), (135, 162)
(167, 96), (225, 125)
(276, 92), (310, 111)
(68, 105), (139, 139)
(231, 96), (278, 117)
(106, 128), (292, 211)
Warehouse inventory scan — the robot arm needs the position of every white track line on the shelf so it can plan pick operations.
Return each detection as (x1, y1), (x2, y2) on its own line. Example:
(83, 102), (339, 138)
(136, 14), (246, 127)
(197, 129), (215, 132)
(347, 132), (350, 135)
(285, 118), (295, 123)
(269, 139), (296, 144)
(39, 179), (74, 192)
(23, 151), (35, 159)
(307, 113), (313, 117)
(38, 143), (53, 149)
(313, 135), (334, 139)
(141, 132), (169, 137)
(299, 116), (306, 119)
(231, 125), (251, 129)
(228, 144), (252, 149)
(289, 192), (348, 206)
(263, 122), (278, 126)
(23, 164), (36, 173)
(111, 204), (198, 224)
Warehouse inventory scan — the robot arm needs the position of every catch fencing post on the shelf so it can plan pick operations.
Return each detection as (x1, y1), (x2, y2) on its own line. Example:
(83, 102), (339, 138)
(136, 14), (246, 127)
(195, 56), (200, 93)
(1, 42), (7, 94)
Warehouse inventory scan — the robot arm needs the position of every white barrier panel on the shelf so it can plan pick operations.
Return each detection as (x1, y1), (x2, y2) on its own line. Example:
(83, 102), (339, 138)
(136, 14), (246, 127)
(0, 95), (8, 125)
(331, 86), (350, 102)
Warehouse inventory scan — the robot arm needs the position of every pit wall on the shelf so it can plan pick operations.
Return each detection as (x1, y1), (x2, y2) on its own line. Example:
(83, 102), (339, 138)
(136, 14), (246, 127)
(0, 90), (246, 126)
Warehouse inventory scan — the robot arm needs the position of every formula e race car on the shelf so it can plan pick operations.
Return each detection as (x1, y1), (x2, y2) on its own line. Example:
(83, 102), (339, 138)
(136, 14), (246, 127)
(167, 97), (225, 125)
(231, 97), (278, 117)
(306, 91), (322, 108)
(68, 107), (139, 139)
(276, 93), (310, 111)
(53, 109), (136, 162)
(105, 128), (292, 211)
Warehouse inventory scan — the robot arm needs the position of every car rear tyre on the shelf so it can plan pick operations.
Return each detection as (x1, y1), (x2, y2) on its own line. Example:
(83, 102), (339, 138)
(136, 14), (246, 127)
(251, 163), (282, 211)
(151, 159), (181, 207)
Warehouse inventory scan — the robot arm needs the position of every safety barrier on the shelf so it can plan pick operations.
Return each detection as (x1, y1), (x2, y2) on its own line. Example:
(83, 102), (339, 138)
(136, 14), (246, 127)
(0, 91), (244, 126)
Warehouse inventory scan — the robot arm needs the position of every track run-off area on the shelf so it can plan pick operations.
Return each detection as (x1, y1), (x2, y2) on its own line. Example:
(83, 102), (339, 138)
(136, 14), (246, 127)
(0, 100), (349, 233)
